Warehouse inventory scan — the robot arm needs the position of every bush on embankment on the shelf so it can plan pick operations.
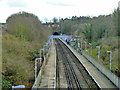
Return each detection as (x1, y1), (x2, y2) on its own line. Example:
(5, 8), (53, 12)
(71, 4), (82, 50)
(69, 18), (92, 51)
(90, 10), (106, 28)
(2, 12), (51, 88)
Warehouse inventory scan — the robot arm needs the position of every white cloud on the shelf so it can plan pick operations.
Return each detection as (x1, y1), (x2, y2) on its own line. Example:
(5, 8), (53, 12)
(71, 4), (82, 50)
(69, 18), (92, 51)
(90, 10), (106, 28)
(6, 0), (27, 8)
(0, 0), (119, 23)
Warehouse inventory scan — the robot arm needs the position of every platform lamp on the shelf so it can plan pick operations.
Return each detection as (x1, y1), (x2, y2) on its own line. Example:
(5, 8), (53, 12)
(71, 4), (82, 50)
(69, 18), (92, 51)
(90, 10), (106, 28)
(89, 43), (92, 56)
(107, 51), (112, 72)
(86, 49), (89, 56)
(84, 41), (87, 51)
(44, 43), (48, 55)
(40, 48), (44, 68)
(77, 38), (80, 51)
(80, 38), (83, 52)
(96, 46), (100, 63)
(35, 58), (42, 90)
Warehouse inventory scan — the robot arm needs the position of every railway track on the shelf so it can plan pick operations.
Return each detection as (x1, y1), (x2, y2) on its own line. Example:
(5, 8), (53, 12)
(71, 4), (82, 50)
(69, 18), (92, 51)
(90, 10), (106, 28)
(55, 39), (100, 89)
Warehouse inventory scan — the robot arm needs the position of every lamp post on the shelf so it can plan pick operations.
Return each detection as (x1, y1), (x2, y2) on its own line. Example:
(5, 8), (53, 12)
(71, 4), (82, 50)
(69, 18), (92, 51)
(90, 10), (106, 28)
(48, 38), (52, 47)
(35, 58), (41, 89)
(84, 41), (87, 51)
(46, 42), (49, 51)
(107, 51), (112, 72)
(96, 46), (100, 63)
(44, 43), (48, 55)
(75, 38), (77, 49)
(40, 48), (44, 67)
(81, 38), (83, 52)
(105, 29), (107, 40)
(77, 39), (80, 51)
(89, 43), (92, 56)
(12, 85), (25, 90)
(86, 50), (89, 56)
(44, 45), (46, 55)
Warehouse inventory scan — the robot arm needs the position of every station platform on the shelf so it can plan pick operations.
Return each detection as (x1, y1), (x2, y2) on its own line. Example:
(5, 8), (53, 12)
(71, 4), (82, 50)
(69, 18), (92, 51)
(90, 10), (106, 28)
(38, 39), (56, 89)
(60, 39), (117, 89)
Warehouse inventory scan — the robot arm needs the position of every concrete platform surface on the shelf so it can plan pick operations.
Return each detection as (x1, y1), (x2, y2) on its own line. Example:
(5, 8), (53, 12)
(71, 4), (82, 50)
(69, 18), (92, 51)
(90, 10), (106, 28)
(38, 39), (56, 89)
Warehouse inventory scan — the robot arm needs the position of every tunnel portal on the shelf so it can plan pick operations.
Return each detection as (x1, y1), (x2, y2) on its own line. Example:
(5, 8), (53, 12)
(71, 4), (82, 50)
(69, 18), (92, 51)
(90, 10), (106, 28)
(52, 32), (60, 35)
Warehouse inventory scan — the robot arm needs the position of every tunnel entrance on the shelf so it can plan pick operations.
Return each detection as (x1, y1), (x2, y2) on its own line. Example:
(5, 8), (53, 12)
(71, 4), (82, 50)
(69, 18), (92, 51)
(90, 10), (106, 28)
(52, 32), (60, 35)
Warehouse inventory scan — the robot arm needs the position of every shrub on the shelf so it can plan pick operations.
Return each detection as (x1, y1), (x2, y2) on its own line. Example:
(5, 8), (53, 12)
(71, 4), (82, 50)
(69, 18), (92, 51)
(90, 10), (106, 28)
(101, 45), (111, 61)
(91, 41), (99, 49)
(2, 34), (39, 88)
(2, 79), (12, 88)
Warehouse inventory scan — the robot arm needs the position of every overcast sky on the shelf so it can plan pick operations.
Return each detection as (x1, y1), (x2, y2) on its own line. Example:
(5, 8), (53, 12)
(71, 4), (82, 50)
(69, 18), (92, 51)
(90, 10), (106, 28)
(0, 0), (119, 23)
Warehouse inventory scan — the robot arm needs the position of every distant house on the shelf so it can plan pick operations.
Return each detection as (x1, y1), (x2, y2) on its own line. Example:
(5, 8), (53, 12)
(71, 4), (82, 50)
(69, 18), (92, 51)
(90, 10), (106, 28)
(0, 23), (6, 26)
(0, 23), (6, 32)
(42, 22), (60, 29)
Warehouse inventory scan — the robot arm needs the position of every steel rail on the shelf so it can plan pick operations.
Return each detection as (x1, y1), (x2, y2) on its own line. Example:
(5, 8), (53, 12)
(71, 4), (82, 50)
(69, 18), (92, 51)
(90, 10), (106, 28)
(55, 39), (81, 89)
(56, 39), (74, 88)
(56, 39), (99, 89)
